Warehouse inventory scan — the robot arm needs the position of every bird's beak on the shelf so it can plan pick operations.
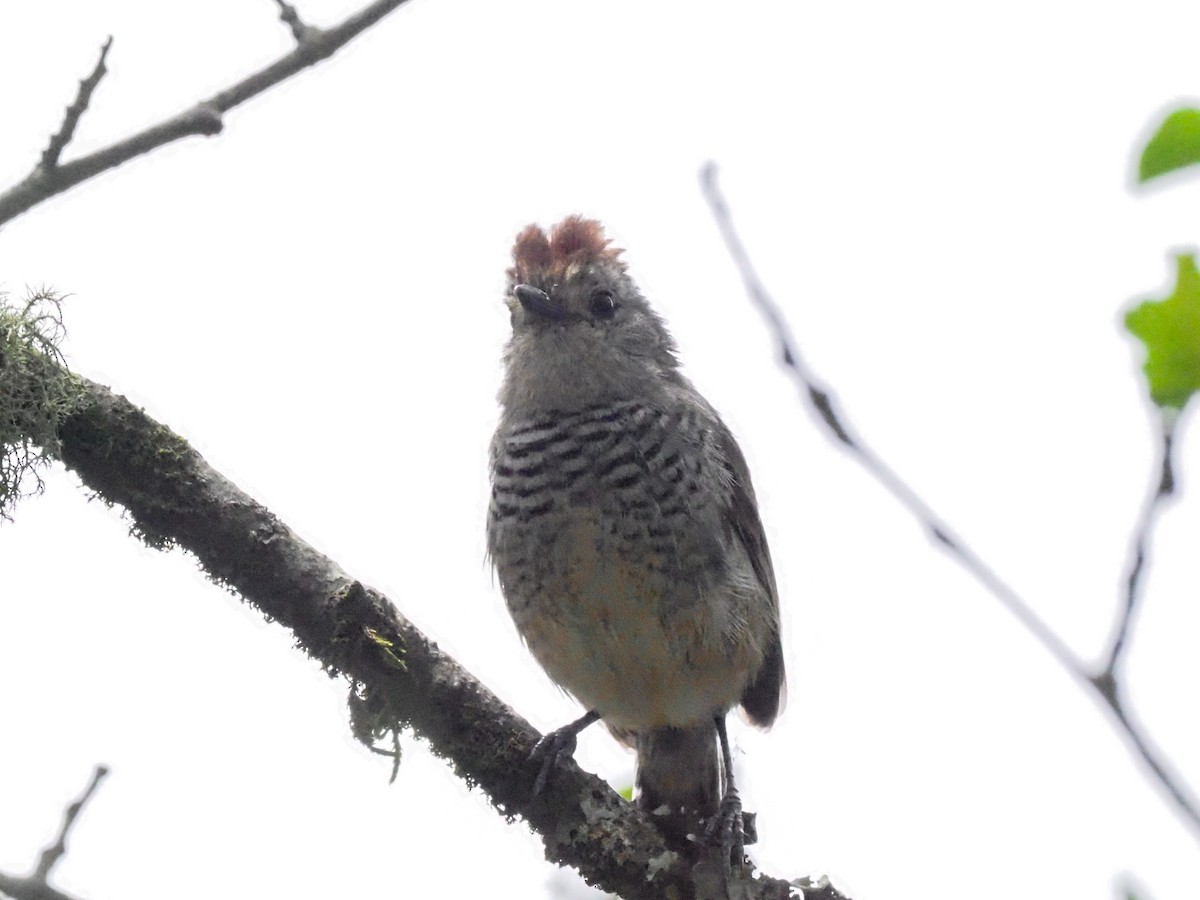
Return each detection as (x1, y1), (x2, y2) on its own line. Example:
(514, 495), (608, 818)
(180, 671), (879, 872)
(514, 284), (571, 321)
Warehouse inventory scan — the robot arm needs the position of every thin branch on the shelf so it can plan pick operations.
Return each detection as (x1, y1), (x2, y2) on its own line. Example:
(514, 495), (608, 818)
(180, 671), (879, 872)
(40, 37), (113, 170)
(1101, 409), (1178, 679)
(0, 872), (84, 900)
(698, 162), (1085, 682)
(273, 0), (322, 43)
(34, 766), (109, 881)
(0, 766), (107, 900)
(1106, 687), (1200, 836)
(0, 0), (415, 227)
(49, 375), (809, 900)
(699, 161), (1200, 842)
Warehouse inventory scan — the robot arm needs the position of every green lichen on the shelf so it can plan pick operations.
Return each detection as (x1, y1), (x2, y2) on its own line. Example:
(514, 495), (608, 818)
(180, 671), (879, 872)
(0, 288), (84, 520)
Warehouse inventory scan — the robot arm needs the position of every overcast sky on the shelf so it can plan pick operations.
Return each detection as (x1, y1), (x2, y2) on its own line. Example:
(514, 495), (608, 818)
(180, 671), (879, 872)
(3, 2), (1200, 899)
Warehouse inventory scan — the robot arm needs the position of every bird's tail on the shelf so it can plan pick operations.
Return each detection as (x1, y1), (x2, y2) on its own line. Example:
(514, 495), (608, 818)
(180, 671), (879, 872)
(635, 723), (720, 850)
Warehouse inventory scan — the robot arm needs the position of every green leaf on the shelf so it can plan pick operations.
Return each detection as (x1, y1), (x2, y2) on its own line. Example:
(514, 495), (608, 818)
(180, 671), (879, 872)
(1126, 254), (1200, 408)
(1139, 108), (1200, 182)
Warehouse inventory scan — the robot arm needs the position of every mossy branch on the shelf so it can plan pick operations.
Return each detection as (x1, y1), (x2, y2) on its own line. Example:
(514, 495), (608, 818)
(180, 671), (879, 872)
(0, 290), (85, 520)
(0, 291), (839, 897)
(37, 372), (828, 900)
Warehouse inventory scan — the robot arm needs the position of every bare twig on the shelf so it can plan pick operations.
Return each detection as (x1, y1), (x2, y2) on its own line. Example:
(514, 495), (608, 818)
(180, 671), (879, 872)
(40, 37), (113, 170)
(0, 0), (414, 227)
(0, 872), (84, 900)
(0, 766), (108, 900)
(698, 162), (1082, 680)
(1108, 689), (1200, 835)
(34, 766), (109, 881)
(699, 161), (1200, 841)
(1100, 409), (1178, 680)
(48, 375), (806, 900)
(273, 0), (322, 43)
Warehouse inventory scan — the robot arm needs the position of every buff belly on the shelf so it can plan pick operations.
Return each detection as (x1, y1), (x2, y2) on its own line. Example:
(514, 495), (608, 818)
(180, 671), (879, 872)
(501, 513), (759, 732)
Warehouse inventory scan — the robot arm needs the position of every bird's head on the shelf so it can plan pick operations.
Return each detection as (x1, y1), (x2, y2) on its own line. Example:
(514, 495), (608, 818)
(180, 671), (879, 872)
(499, 216), (679, 414)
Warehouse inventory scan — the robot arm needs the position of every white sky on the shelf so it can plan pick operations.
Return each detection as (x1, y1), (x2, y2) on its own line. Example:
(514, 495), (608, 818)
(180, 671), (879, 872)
(2, 2), (1200, 899)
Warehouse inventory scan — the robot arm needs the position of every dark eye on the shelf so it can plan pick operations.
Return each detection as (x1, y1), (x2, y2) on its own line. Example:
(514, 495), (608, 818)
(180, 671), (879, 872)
(590, 289), (618, 319)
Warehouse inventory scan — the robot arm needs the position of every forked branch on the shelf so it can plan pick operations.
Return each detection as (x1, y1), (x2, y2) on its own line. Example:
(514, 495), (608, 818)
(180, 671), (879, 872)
(699, 161), (1200, 842)
(0, 0), (414, 226)
(0, 765), (108, 900)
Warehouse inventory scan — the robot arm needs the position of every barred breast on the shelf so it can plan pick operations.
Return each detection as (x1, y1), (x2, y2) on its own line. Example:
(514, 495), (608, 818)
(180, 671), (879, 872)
(487, 398), (767, 731)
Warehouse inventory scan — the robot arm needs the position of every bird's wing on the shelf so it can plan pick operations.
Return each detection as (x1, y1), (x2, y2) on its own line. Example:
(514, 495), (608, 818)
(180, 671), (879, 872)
(713, 418), (786, 727)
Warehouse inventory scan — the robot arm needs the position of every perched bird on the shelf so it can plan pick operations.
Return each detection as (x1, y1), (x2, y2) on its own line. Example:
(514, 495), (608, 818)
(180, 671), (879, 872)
(487, 216), (784, 865)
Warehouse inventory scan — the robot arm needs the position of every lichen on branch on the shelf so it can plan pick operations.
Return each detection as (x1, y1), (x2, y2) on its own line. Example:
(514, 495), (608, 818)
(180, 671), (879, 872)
(0, 289), (84, 519)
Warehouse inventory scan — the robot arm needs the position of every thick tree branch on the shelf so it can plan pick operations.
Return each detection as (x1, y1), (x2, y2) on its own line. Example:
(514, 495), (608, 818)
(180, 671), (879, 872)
(0, 0), (414, 227)
(49, 375), (825, 900)
(0, 766), (107, 900)
(699, 162), (1200, 842)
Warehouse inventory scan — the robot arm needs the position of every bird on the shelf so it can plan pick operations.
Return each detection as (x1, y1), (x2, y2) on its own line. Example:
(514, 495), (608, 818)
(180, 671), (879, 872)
(486, 216), (784, 868)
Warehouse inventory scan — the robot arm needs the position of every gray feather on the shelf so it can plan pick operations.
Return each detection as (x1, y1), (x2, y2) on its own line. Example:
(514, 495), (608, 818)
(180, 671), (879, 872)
(714, 418), (786, 726)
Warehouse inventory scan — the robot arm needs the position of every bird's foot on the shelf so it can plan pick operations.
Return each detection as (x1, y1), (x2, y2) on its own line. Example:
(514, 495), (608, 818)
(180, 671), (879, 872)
(742, 810), (758, 846)
(528, 710), (600, 797)
(702, 787), (747, 875)
(529, 726), (579, 796)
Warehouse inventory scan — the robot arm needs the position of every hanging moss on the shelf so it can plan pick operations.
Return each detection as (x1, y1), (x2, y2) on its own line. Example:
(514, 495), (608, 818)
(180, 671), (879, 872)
(0, 288), (84, 520)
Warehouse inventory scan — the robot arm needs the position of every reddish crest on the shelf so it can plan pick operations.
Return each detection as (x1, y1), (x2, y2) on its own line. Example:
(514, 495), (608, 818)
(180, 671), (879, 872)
(508, 216), (624, 283)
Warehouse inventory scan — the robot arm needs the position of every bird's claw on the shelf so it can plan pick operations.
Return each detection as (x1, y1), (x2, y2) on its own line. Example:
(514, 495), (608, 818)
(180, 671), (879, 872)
(529, 725), (580, 797)
(702, 787), (746, 875)
(742, 810), (758, 846)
